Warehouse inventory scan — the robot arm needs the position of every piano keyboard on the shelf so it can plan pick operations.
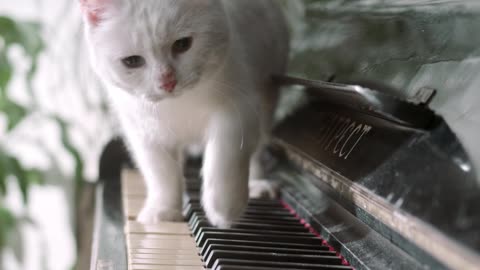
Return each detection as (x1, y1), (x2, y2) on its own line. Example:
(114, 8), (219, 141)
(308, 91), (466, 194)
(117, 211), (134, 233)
(121, 169), (352, 270)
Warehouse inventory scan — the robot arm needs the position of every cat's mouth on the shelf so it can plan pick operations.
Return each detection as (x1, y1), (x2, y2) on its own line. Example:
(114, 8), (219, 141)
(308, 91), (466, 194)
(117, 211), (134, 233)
(141, 89), (185, 102)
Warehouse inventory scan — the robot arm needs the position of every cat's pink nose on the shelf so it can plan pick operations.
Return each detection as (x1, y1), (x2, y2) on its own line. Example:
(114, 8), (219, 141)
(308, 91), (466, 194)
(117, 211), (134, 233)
(159, 71), (177, 93)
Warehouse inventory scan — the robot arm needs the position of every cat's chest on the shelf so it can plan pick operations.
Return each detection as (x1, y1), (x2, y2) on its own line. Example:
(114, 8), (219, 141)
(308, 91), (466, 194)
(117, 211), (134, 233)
(114, 91), (218, 144)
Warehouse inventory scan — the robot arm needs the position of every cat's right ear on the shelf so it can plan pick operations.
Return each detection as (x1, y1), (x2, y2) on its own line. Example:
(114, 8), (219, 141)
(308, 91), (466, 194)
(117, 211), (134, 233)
(79, 0), (113, 26)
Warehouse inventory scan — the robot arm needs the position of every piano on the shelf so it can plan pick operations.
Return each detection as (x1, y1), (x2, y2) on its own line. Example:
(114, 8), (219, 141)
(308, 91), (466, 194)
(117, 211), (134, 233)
(90, 2), (480, 269)
(90, 74), (480, 270)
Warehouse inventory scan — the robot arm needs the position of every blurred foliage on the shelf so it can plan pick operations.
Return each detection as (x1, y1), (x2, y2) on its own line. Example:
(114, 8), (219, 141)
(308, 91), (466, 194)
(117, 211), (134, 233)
(0, 15), (44, 255)
(0, 14), (90, 269)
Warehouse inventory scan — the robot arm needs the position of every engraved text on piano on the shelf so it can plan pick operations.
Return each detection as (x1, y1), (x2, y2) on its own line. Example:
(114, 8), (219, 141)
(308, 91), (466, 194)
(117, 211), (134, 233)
(319, 114), (372, 160)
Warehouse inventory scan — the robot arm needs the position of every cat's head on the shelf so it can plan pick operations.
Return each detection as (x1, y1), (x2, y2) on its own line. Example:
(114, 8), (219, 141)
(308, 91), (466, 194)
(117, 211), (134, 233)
(80, 0), (229, 101)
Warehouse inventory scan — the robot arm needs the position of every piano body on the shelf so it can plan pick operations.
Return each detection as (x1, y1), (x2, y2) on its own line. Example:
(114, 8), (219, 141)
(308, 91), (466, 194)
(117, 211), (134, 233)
(90, 2), (480, 270)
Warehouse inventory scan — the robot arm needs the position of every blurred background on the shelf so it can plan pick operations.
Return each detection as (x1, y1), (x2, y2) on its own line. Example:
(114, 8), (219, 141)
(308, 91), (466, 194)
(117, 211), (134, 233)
(1, 1), (479, 270)
(0, 1), (113, 270)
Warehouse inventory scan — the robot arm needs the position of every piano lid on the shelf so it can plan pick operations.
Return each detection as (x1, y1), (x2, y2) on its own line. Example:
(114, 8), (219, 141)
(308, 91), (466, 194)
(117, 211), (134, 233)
(272, 75), (480, 269)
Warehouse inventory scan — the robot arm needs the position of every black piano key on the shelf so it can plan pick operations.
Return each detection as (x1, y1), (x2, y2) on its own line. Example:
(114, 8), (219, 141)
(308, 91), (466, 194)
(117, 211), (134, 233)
(192, 220), (309, 235)
(186, 205), (293, 218)
(184, 204), (202, 220)
(189, 212), (301, 226)
(197, 231), (324, 247)
(212, 259), (352, 270)
(200, 237), (330, 256)
(238, 214), (299, 222)
(187, 201), (286, 209)
(203, 244), (336, 261)
(183, 190), (351, 270)
(187, 208), (299, 222)
(197, 226), (313, 237)
(206, 250), (342, 268)
(230, 217), (303, 226)
(231, 222), (309, 232)
(186, 198), (284, 208)
(216, 266), (312, 270)
(195, 227), (312, 243)
(188, 212), (202, 227)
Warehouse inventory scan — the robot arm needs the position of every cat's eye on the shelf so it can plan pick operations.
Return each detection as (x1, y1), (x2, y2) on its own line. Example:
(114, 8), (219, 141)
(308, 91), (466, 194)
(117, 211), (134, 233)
(172, 37), (193, 55)
(121, 55), (146, 69)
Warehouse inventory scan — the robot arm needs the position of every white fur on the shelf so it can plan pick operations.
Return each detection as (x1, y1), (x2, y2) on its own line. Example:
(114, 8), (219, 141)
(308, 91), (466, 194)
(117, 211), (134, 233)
(81, 0), (289, 227)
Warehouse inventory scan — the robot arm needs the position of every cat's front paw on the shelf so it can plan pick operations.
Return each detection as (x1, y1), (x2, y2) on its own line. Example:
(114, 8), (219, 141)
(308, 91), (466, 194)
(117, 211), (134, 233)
(202, 189), (248, 229)
(249, 179), (279, 199)
(137, 206), (184, 224)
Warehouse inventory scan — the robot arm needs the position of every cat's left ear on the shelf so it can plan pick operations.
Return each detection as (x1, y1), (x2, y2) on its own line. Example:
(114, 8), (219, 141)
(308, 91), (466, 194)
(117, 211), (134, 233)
(79, 0), (115, 26)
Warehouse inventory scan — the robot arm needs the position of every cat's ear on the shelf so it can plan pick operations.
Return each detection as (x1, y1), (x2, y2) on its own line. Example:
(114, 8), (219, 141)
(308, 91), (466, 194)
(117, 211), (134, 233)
(79, 0), (115, 26)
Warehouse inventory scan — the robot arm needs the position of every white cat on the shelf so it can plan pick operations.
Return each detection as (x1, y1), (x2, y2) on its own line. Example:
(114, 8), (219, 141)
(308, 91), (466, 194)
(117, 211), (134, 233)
(80, 0), (289, 228)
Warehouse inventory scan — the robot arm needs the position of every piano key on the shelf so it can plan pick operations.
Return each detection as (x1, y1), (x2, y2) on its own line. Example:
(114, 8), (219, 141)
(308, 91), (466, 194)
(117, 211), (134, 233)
(130, 258), (203, 266)
(202, 244), (335, 261)
(200, 239), (330, 257)
(187, 201), (287, 210)
(130, 249), (200, 255)
(131, 254), (202, 260)
(121, 169), (352, 270)
(185, 205), (292, 220)
(127, 221), (191, 235)
(216, 266), (310, 270)
(127, 240), (197, 250)
(188, 213), (304, 227)
(186, 196), (284, 208)
(194, 227), (313, 244)
(188, 212), (300, 226)
(216, 265), (347, 270)
(128, 233), (194, 241)
(205, 250), (342, 268)
(127, 239), (198, 250)
(187, 203), (291, 215)
(196, 231), (324, 247)
(211, 259), (352, 270)
(130, 265), (204, 270)
(191, 220), (309, 235)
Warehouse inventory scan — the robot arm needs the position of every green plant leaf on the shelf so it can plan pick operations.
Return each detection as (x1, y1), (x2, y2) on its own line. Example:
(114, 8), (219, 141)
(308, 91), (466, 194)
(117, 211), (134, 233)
(0, 50), (12, 95)
(0, 16), (17, 45)
(0, 16), (43, 58)
(54, 117), (84, 190)
(0, 16), (43, 130)
(0, 150), (43, 203)
(0, 207), (16, 250)
(8, 157), (29, 203)
(0, 98), (28, 131)
(0, 160), (6, 196)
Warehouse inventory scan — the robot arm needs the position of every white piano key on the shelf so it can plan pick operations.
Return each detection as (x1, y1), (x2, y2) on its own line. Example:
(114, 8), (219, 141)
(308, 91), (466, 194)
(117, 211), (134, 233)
(130, 265), (203, 270)
(122, 170), (146, 196)
(124, 199), (144, 218)
(127, 239), (197, 250)
(131, 258), (203, 266)
(130, 249), (199, 255)
(131, 254), (201, 260)
(122, 169), (204, 269)
(128, 233), (193, 241)
(127, 237), (197, 248)
(126, 221), (191, 235)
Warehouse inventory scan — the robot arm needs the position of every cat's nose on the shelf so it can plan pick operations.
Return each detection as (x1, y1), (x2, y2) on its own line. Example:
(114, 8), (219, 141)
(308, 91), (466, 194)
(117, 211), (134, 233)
(159, 70), (177, 93)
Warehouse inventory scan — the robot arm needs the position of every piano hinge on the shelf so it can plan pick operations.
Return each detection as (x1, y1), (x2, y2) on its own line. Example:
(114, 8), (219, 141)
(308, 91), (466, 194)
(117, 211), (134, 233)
(409, 86), (437, 106)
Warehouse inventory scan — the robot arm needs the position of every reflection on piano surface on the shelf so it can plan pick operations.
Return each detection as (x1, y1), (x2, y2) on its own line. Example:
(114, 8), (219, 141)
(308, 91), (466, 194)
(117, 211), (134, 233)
(91, 76), (480, 270)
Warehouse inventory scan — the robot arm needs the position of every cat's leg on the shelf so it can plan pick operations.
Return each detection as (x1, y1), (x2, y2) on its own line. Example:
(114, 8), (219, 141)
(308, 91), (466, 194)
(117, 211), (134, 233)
(133, 142), (184, 223)
(248, 146), (279, 199)
(202, 116), (253, 228)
